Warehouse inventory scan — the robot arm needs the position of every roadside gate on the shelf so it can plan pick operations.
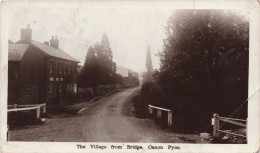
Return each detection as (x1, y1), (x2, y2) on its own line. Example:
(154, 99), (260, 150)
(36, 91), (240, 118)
(148, 104), (172, 126)
(8, 103), (46, 119)
(212, 113), (247, 141)
(7, 103), (46, 141)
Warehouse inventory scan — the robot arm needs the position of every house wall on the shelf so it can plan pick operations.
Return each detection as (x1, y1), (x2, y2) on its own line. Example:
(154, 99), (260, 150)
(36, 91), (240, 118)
(8, 61), (20, 104)
(45, 57), (78, 104)
(19, 45), (47, 104)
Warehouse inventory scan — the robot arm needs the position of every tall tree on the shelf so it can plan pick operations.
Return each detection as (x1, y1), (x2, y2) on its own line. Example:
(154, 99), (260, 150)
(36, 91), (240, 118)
(79, 46), (98, 93)
(100, 32), (115, 83)
(101, 33), (113, 61)
(142, 46), (154, 83)
(146, 46), (153, 72)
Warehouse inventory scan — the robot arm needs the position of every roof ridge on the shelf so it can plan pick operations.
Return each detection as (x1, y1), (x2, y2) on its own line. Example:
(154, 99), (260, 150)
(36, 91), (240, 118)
(30, 40), (79, 62)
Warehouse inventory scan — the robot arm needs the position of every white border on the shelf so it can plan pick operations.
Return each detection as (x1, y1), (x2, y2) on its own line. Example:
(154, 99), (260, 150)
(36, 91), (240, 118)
(0, 0), (259, 153)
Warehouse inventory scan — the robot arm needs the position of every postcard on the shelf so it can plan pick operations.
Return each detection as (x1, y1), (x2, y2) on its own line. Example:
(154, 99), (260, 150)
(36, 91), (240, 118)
(0, 0), (259, 152)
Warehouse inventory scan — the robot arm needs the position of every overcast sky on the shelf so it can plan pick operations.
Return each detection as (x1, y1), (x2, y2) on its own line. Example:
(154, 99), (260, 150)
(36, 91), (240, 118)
(8, 5), (171, 73)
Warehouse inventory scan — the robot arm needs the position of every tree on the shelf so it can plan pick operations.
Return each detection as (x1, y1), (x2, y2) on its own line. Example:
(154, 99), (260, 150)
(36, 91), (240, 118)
(142, 46), (154, 83)
(101, 33), (113, 61)
(79, 46), (98, 93)
(154, 10), (249, 130)
(100, 33), (115, 84)
(79, 33), (116, 94)
(146, 46), (153, 72)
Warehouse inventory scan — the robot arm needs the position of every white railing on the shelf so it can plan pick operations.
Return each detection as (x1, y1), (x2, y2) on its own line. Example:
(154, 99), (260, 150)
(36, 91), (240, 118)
(8, 103), (46, 119)
(7, 103), (46, 141)
(212, 113), (247, 141)
(148, 104), (172, 126)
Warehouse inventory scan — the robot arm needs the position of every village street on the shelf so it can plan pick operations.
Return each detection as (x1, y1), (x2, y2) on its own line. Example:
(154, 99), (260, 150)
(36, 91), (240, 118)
(10, 87), (186, 143)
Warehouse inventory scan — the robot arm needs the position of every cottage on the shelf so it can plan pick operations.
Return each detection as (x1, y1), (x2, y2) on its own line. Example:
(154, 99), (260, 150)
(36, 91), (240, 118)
(122, 71), (140, 88)
(8, 25), (79, 105)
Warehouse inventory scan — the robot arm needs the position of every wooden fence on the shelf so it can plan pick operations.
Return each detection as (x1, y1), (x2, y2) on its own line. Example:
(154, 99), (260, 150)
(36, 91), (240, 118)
(7, 103), (46, 141)
(148, 104), (172, 126)
(212, 113), (247, 141)
(8, 103), (46, 119)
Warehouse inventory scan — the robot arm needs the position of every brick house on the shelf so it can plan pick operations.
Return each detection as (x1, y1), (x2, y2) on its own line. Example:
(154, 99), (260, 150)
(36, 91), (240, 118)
(8, 25), (79, 105)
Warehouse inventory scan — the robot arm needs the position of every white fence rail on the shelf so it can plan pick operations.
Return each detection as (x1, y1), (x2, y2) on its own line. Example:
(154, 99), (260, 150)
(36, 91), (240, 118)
(7, 103), (47, 141)
(212, 113), (247, 141)
(8, 103), (46, 119)
(148, 104), (172, 126)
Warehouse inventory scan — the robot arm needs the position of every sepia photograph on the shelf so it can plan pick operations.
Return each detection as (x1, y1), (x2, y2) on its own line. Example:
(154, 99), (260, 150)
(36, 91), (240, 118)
(0, 0), (260, 153)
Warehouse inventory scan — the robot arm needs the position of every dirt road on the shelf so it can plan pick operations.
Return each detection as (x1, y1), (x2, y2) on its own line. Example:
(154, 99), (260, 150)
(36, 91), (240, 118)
(10, 87), (185, 143)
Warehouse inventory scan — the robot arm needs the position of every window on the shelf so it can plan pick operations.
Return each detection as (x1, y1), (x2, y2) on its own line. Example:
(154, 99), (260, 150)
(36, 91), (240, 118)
(50, 61), (53, 73)
(68, 65), (71, 75)
(64, 64), (66, 74)
(59, 82), (62, 93)
(56, 64), (58, 74)
(60, 63), (62, 74)
(50, 82), (53, 93)
(73, 83), (77, 93)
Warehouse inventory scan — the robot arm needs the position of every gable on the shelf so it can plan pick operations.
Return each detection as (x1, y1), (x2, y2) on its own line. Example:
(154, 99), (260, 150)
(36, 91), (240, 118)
(8, 44), (30, 61)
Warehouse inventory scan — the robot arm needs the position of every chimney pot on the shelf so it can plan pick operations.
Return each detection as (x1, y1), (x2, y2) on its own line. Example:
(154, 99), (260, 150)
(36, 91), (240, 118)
(50, 36), (59, 49)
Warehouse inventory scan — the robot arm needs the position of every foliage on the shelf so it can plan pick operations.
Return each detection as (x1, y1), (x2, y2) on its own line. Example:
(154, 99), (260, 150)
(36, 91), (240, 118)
(79, 33), (116, 94)
(141, 71), (153, 83)
(154, 10), (249, 131)
(142, 46), (154, 83)
(134, 81), (164, 118)
(146, 46), (153, 72)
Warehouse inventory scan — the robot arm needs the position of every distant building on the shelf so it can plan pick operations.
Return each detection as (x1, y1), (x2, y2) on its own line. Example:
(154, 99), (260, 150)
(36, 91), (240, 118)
(8, 25), (79, 105)
(122, 71), (140, 88)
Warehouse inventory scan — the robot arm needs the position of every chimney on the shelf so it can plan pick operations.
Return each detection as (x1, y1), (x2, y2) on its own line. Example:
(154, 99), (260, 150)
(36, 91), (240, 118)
(50, 36), (59, 49)
(44, 41), (49, 46)
(128, 71), (132, 78)
(20, 24), (32, 43)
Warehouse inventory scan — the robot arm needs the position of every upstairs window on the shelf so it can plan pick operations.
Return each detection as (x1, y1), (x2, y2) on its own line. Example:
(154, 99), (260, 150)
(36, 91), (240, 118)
(50, 61), (54, 73)
(56, 64), (59, 74)
(68, 65), (71, 75)
(64, 64), (66, 74)
(50, 82), (53, 93)
(59, 82), (62, 93)
(60, 63), (62, 74)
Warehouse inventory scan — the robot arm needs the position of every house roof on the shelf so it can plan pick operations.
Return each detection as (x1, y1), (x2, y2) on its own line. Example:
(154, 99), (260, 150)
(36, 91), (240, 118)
(31, 41), (79, 62)
(8, 44), (29, 61)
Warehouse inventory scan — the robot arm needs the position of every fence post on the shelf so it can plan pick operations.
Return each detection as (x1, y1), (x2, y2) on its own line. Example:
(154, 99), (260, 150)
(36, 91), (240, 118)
(148, 107), (153, 114)
(43, 103), (46, 114)
(168, 111), (172, 126)
(213, 113), (219, 137)
(36, 108), (40, 119)
(7, 125), (10, 141)
(14, 104), (17, 109)
(246, 118), (248, 143)
(157, 110), (161, 118)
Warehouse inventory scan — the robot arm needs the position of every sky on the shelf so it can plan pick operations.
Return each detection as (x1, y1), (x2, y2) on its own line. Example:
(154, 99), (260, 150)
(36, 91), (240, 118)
(8, 4), (172, 74)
